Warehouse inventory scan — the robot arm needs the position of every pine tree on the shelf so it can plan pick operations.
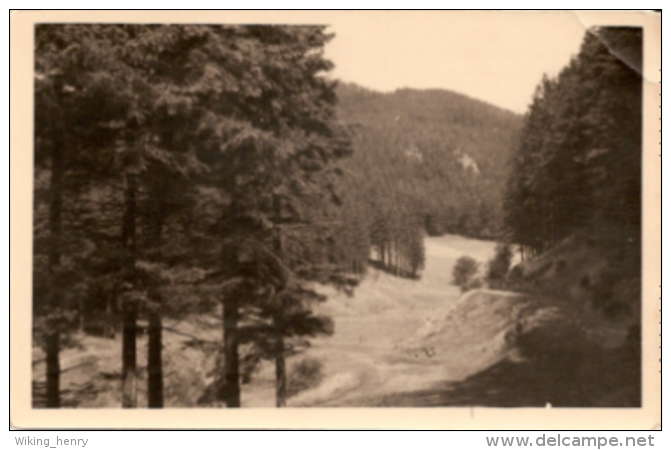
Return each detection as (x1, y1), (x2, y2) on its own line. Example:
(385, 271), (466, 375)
(34, 24), (135, 407)
(146, 25), (356, 408)
(36, 24), (217, 408)
(503, 27), (642, 254)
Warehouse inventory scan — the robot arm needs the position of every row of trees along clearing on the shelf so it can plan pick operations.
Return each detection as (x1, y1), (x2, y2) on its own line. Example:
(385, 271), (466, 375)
(336, 83), (522, 278)
(34, 25), (366, 408)
(503, 27), (642, 258)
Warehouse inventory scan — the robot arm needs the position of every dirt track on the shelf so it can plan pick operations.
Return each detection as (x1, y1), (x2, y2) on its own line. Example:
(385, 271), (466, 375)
(287, 235), (502, 407)
(285, 235), (637, 407)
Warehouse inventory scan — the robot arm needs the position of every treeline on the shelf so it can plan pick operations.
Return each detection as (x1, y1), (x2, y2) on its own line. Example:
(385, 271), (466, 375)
(33, 25), (369, 409)
(336, 83), (522, 276)
(504, 27), (642, 257)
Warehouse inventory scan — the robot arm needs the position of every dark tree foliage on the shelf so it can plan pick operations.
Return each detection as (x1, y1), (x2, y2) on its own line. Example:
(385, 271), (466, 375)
(188, 26), (355, 408)
(486, 244), (514, 289)
(503, 27), (642, 255)
(34, 25), (138, 407)
(33, 24), (362, 409)
(336, 83), (522, 278)
(451, 256), (481, 293)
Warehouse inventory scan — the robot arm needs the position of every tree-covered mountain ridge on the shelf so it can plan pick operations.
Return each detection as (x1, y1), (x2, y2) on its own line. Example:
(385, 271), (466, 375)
(337, 82), (521, 131)
(334, 82), (523, 265)
(337, 83), (522, 174)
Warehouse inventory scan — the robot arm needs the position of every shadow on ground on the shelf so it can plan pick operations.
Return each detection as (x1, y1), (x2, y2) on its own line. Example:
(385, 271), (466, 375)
(32, 380), (105, 408)
(354, 332), (640, 408)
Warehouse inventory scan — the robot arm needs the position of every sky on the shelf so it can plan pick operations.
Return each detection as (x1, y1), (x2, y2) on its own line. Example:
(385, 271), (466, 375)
(323, 11), (588, 114)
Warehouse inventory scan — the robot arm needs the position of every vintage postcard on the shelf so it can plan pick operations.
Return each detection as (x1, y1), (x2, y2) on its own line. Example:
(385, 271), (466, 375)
(9, 10), (661, 429)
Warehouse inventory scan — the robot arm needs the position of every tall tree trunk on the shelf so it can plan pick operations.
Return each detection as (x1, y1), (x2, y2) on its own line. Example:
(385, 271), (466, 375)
(79, 297), (84, 332)
(121, 173), (138, 408)
(222, 295), (241, 407)
(271, 216), (287, 408)
(388, 242), (393, 270)
(146, 196), (164, 408)
(147, 308), (163, 408)
(394, 243), (400, 276)
(105, 295), (115, 339)
(122, 302), (138, 408)
(45, 133), (64, 408)
(275, 334), (286, 408)
(44, 330), (60, 408)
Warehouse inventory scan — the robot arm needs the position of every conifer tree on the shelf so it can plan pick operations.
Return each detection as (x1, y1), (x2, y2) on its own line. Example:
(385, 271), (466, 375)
(503, 27), (642, 254)
(34, 24), (135, 407)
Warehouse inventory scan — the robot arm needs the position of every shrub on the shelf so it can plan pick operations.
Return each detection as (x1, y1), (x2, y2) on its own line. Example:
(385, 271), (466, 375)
(506, 264), (524, 284)
(452, 256), (481, 292)
(287, 357), (324, 398)
(487, 244), (514, 283)
(464, 277), (485, 292)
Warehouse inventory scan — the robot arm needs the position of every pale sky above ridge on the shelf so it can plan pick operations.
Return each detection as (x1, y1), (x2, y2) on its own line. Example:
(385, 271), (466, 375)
(323, 11), (587, 114)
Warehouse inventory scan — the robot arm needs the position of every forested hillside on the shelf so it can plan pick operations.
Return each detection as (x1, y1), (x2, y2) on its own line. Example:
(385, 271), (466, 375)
(502, 27), (642, 351)
(504, 28), (642, 256)
(335, 83), (522, 277)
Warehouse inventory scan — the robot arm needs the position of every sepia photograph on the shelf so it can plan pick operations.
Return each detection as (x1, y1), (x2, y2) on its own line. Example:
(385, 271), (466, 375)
(10, 10), (661, 429)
